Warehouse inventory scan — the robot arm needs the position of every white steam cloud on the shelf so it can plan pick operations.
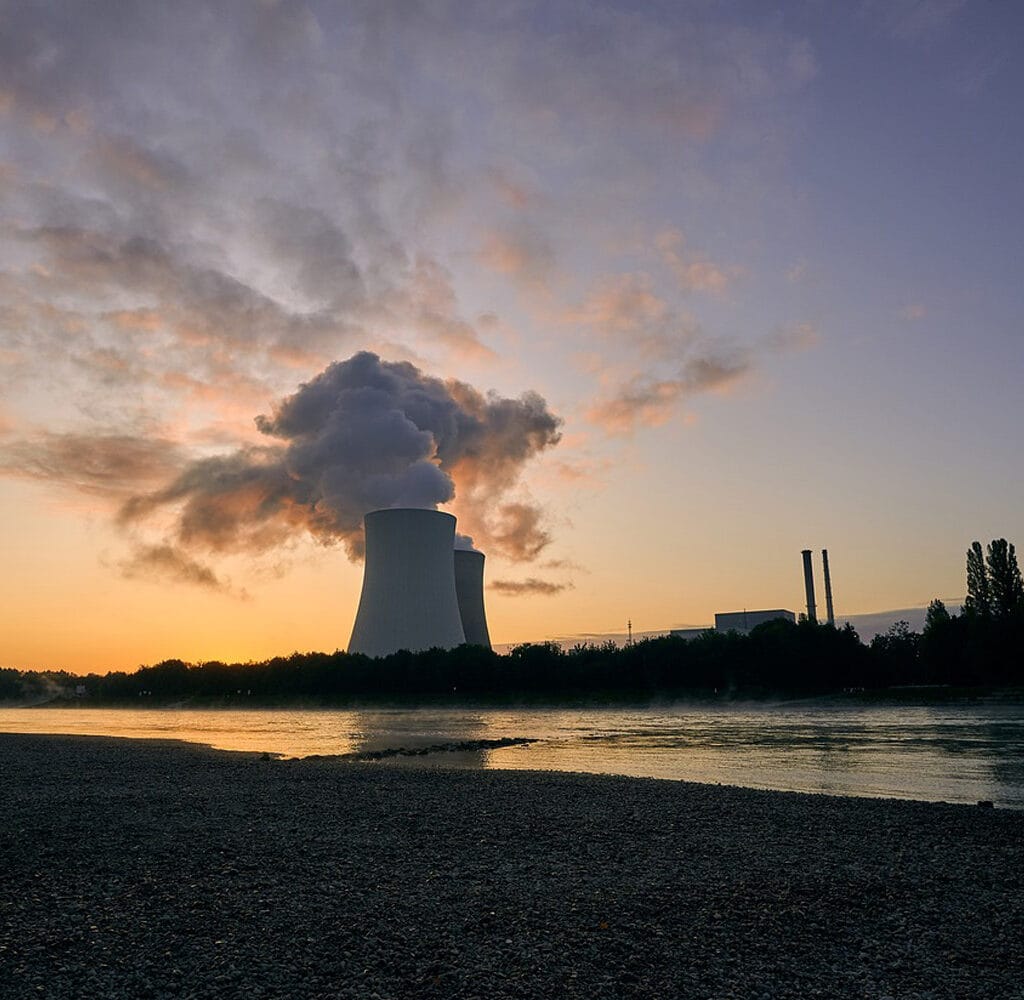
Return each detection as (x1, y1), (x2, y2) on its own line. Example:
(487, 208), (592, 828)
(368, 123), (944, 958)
(121, 352), (561, 562)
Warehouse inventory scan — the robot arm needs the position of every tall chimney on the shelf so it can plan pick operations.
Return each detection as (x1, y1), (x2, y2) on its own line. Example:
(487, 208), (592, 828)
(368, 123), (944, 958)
(821, 549), (835, 626)
(801, 549), (817, 624)
(348, 508), (466, 658)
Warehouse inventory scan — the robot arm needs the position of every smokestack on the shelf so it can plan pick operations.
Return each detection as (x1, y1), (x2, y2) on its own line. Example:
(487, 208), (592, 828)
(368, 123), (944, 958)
(454, 549), (492, 649)
(348, 508), (466, 658)
(801, 549), (817, 624)
(822, 548), (835, 626)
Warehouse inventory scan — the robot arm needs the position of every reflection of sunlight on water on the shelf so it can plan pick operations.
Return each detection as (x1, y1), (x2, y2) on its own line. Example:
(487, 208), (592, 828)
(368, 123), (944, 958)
(2, 703), (1023, 807)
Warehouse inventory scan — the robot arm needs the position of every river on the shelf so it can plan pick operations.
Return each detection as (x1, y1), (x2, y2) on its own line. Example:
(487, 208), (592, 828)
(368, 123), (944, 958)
(3, 701), (1023, 807)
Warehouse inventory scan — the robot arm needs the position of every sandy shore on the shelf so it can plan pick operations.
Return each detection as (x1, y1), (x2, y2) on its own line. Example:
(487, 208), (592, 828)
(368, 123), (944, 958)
(1, 733), (1022, 999)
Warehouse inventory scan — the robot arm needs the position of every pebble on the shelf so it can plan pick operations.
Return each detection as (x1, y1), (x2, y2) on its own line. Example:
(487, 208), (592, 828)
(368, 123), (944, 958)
(0, 732), (1021, 999)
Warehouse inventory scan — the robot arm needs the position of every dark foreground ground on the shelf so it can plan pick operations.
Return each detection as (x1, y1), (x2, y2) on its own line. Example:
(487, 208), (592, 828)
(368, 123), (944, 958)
(1, 734), (1022, 1000)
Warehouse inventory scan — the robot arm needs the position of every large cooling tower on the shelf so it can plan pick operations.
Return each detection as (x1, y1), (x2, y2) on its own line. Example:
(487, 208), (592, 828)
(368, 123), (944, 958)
(454, 549), (492, 649)
(348, 508), (466, 658)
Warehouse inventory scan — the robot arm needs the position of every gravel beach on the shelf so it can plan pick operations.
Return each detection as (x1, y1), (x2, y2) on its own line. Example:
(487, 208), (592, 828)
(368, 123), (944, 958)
(1, 733), (1022, 999)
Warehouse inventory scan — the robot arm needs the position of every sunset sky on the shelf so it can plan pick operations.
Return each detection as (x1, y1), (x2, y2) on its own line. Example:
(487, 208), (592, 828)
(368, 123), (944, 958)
(2, 1), (1022, 673)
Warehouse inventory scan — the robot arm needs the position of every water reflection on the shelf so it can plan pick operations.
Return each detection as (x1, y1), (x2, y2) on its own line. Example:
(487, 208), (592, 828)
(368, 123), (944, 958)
(2, 703), (1023, 806)
(346, 709), (492, 769)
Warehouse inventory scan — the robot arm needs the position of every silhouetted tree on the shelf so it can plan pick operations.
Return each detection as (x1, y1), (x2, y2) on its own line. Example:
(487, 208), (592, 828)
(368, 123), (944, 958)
(870, 619), (922, 685)
(940, 539), (1024, 686)
(964, 541), (992, 619)
(13, 583), (1023, 704)
(920, 599), (966, 685)
(986, 539), (1024, 620)
(924, 598), (951, 633)
(0, 667), (23, 701)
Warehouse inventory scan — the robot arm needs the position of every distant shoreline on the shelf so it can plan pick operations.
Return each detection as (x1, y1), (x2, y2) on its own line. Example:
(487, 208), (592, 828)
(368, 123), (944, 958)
(5, 684), (1024, 711)
(2, 732), (1022, 998)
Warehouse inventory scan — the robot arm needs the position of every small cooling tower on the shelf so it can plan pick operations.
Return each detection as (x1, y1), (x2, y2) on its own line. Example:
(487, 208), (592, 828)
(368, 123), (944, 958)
(454, 549), (492, 649)
(348, 508), (466, 658)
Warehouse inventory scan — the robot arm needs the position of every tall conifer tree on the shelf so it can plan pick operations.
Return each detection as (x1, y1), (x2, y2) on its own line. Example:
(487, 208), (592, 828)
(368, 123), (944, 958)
(986, 539), (1024, 619)
(964, 541), (991, 618)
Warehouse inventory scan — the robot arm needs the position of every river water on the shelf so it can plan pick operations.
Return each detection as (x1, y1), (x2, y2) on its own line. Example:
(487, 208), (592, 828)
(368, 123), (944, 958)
(3, 702), (1023, 807)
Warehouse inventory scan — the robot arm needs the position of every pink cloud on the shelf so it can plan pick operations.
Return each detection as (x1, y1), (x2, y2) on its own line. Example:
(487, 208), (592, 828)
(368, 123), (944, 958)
(563, 273), (672, 339)
(586, 378), (686, 434)
(477, 227), (555, 293)
(655, 229), (733, 295)
(586, 352), (750, 435)
(764, 322), (821, 352)
(487, 169), (537, 209)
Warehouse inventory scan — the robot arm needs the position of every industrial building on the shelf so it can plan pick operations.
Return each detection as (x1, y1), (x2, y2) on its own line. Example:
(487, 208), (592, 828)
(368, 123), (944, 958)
(347, 508), (493, 658)
(669, 627), (713, 640)
(714, 609), (796, 634)
(670, 549), (836, 640)
(670, 610), (795, 640)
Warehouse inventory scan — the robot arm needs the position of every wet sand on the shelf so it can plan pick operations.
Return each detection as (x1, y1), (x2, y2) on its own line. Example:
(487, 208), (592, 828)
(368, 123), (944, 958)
(1, 732), (1021, 999)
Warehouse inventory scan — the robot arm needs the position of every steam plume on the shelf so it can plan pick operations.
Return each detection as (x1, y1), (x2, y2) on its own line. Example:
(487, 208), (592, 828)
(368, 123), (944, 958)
(122, 352), (561, 561)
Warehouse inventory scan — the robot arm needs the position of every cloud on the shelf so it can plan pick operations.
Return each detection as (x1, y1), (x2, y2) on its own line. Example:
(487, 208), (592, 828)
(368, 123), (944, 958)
(455, 3), (815, 145)
(566, 273), (735, 432)
(15, 224), (356, 362)
(569, 270), (818, 434)
(566, 273), (675, 340)
(587, 379), (687, 434)
(0, 432), (184, 499)
(0, 0), (822, 588)
(585, 351), (750, 435)
(899, 303), (927, 321)
(397, 256), (497, 362)
(655, 229), (733, 295)
(487, 169), (538, 210)
(121, 352), (562, 562)
(786, 260), (809, 283)
(764, 322), (820, 352)
(252, 199), (365, 310)
(545, 456), (613, 488)
(477, 225), (556, 293)
(87, 134), (191, 194)
(539, 558), (587, 573)
(119, 543), (225, 591)
(467, 501), (552, 563)
(584, 317), (819, 434)
(489, 577), (573, 597)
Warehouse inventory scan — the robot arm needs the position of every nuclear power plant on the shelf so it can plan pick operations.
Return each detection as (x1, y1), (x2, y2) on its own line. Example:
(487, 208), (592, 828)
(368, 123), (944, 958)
(347, 508), (492, 658)
(349, 510), (832, 655)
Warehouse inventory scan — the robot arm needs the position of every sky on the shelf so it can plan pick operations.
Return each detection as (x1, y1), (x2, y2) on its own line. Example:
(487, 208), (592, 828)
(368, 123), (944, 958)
(1, 0), (1022, 673)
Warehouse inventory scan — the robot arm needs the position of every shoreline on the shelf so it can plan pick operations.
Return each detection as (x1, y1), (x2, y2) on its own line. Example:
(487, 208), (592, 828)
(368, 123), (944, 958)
(4, 702), (1024, 809)
(7, 683), (1024, 711)
(2, 733), (1023, 998)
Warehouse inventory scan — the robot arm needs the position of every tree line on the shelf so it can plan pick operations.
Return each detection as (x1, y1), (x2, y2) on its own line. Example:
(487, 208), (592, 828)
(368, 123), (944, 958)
(870, 538), (1024, 688)
(3, 538), (1022, 706)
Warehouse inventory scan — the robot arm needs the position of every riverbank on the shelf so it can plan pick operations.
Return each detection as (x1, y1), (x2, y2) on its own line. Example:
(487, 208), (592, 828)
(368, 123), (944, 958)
(8, 683), (1024, 710)
(1, 733), (1022, 999)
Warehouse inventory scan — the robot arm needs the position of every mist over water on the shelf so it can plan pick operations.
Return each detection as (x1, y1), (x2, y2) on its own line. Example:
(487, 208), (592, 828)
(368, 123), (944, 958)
(3, 704), (1023, 808)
